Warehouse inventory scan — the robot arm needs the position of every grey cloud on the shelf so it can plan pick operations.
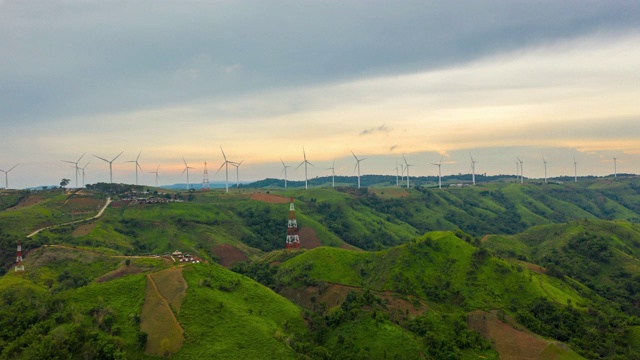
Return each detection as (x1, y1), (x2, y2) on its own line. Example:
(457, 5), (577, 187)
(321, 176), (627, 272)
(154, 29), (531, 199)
(2, 0), (640, 124)
(360, 124), (391, 136)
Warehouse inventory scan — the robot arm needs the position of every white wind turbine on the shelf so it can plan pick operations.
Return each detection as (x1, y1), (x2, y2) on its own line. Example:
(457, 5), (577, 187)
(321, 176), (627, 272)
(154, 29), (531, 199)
(402, 154), (413, 188)
(613, 157), (617, 178)
(399, 162), (405, 185)
(326, 160), (336, 187)
(0, 164), (18, 189)
(393, 162), (400, 186)
(62, 153), (85, 189)
(351, 151), (366, 189)
(125, 151), (143, 186)
(573, 156), (578, 182)
(431, 156), (444, 189)
(231, 160), (244, 189)
(181, 157), (195, 190)
(514, 160), (520, 182)
(517, 157), (524, 184)
(470, 154), (477, 185)
(93, 151), (124, 184)
(216, 147), (235, 193)
(149, 165), (160, 187)
(296, 147), (313, 190)
(281, 159), (292, 188)
(542, 156), (548, 183)
(80, 161), (90, 188)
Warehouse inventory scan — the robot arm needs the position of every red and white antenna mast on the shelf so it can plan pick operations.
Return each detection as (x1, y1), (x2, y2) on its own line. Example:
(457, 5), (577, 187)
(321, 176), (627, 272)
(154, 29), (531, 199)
(15, 240), (24, 272)
(202, 161), (210, 192)
(286, 197), (301, 249)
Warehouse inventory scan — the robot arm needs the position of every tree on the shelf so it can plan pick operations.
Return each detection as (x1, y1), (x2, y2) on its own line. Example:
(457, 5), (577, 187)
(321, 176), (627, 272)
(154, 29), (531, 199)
(60, 178), (70, 189)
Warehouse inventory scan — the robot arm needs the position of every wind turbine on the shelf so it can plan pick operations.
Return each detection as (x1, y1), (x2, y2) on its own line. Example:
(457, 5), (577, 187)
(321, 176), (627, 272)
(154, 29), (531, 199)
(296, 147), (313, 190)
(399, 163), (405, 185)
(80, 161), (90, 188)
(517, 157), (524, 184)
(469, 154), (477, 185)
(281, 159), (292, 188)
(402, 154), (413, 188)
(181, 157), (195, 190)
(431, 156), (444, 189)
(149, 165), (160, 187)
(542, 157), (548, 184)
(326, 160), (336, 187)
(62, 153), (85, 189)
(93, 151), (124, 183)
(613, 157), (617, 178)
(351, 151), (366, 189)
(573, 156), (577, 182)
(0, 164), (18, 189)
(393, 162), (400, 186)
(514, 160), (520, 182)
(216, 147), (235, 193)
(125, 151), (143, 186)
(231, 160), (244, 189)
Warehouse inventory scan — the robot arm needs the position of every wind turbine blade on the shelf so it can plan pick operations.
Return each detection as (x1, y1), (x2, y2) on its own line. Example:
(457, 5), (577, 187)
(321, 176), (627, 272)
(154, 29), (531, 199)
(307, 161), (314, 167)
(112, 151), (124, 162)
(296, 161), (305, 169)
(439, 155), (444, 164)
(215, 162), (226, 174)
(61, 160), (75, 164)
(93, 155), (110, 162)
(77, 153), (86, 163)
(303, 147), (306, 161)
(281, 158), (285, 167)
(8, 164), (19, 172)
(136, 150), (142, 161)
(220, 146), (227, 161)
(183, 157), (188, 167)
(351, 150), (358, 161)
(238, 160), (244, 166)
(137, 163), (143, 172)
(181, 168), (187, 176)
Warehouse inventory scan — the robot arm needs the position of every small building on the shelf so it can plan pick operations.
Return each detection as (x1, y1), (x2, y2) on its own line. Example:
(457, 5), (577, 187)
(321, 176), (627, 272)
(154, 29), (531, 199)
(172, 250), (183, 258)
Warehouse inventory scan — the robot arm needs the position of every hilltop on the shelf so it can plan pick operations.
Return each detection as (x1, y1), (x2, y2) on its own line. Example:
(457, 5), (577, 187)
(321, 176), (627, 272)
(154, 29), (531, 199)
(2, 178), (640, 358)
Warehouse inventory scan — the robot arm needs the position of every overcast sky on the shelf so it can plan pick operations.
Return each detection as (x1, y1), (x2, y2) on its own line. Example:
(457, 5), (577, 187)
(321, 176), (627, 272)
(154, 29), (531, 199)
(2, 1), (640, 188)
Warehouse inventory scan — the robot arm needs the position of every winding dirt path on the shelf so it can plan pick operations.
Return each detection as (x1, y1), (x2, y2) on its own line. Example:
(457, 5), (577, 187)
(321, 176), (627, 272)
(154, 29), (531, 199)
(26, 197), (112, 238)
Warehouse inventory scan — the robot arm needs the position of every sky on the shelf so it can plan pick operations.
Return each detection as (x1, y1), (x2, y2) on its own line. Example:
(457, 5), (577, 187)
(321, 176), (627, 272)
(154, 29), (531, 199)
(2, 0), (640, 189)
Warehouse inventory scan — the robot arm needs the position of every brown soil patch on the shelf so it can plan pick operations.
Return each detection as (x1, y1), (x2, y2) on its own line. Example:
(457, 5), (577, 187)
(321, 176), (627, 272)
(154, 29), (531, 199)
(140, 273), (184, 356)
(71, 223), (97, 237)
(65, 196), (102, 208)
(250, 193), (290, 203)
(8, 195), (44, 209)
(370, 188), (410, 198)
(299, 227), (322, 249)
(468, 310), (561, 360)
(95, 265), (147, 283)
(212, 244), (248, 267)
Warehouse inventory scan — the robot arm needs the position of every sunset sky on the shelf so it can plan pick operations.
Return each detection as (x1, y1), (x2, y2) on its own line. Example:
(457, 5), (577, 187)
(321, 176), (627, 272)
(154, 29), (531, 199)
(2, 1), (640, 188)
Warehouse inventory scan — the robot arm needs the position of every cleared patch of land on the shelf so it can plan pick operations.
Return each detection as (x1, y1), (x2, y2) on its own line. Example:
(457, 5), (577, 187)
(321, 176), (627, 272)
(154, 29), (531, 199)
(467, 310), (582, 360)
(151, 267), (188, 315)
(299, 226), (322, 249)
(212, 244), (248, 267)
(71, 222), (97, 237)
(140, 273), (184, 356)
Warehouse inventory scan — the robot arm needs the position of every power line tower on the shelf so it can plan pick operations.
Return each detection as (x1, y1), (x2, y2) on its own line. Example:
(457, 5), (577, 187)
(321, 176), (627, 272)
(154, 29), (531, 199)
(286, 197), (300, 249)
(15, 240), (24, 272)
(202, 161), (210, 192)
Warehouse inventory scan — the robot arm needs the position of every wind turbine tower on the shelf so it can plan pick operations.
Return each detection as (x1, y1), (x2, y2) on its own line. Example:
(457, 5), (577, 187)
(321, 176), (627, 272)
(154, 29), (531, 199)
(351, 151), (366, 189)
(431, 156), (444, 189)
(470, 154), (477, 185)
(62, 153), (85, 189)
(542, 157), (548, 184)
(517, 157), (524, 184)
(202, 161), (210, 191)
(149, 165), (160, 187)
(402, 154), (413, 188)
(216, 147), (234, 193)
(81, 161), (90, 188)
(326, 161), (336, 188)
(0, 164), (18, 190)
(93, 151), (124, 184)
(281, 159), (291, 188)
(514, 160), (520, 182)
(613, 157), (617, 178)
(231, 160), (244, 189)
(393, 162), (400, 186)
(296, 148), (313, 190)
(181, 157), (195, 190)
(573, 156), (578, 182)
(125, 151), (143, 186)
